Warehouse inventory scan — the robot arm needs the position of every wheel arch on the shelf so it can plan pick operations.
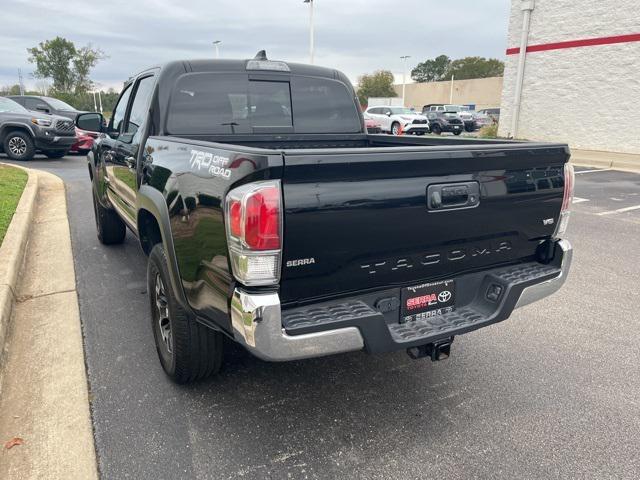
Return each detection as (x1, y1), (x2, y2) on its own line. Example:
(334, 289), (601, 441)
(136, 185), (189, 309)
(0, 123), (35, 142)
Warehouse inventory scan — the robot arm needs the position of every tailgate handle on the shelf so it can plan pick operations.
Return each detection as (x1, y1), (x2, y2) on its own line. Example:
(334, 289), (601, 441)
(428, 182), (480, 211)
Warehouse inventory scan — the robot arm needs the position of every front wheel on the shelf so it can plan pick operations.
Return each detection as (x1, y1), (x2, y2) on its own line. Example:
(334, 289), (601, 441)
(390, 122), (401, 135)
(148, 244), (223, 383)
(3, 131), (35, 161)
(430, 124), (442, 135)
(453, 130), (462, 136)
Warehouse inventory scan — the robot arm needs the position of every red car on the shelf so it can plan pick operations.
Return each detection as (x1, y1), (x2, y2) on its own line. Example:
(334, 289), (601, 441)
(70, 127), (98, 154)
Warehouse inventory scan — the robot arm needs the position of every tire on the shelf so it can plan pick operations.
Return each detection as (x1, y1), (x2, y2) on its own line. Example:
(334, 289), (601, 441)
(92, 188), (126, 244)
(391, 122), (401, 135)
(431, 124), (442, 135)
(453, 130), (462, 136)
(44, 149), (69, 159)
(148, 244), (223, 383)
(3, 131), (35, 161)
(416, 132), (425, 136)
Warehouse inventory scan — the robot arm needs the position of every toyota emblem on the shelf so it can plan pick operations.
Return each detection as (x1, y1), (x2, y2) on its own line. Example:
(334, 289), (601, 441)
(438, 291), (452, 303)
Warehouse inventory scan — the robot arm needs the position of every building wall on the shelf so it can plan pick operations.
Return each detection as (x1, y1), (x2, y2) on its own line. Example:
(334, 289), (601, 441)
(393, 77), (503, 111)
(499, 0), (640, 154)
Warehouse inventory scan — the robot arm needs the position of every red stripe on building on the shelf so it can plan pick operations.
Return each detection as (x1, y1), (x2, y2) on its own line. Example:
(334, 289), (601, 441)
(506, 33), (640, 55)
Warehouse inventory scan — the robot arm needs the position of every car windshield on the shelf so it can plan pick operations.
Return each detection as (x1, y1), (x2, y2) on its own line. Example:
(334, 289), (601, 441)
(44, 97), (76, 111)
(389, 107), (415, 115)
(0, 97), (28, 113)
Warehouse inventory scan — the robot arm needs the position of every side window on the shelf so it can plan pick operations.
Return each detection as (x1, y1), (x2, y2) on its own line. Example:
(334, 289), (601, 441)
(370, 108), (379, 114)
(383, 108), (391, 115)
(124, 76), (155, 141)
(110, 85), (133, 134)
(24, 98), (40, 110)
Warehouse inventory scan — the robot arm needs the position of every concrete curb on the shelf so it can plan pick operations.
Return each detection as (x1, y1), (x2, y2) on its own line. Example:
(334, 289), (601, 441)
(0, 164), (39, 364)
(570, 149), (640, 174)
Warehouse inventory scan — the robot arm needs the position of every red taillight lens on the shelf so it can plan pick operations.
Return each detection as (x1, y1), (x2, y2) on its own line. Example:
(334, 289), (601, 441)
(229, 200), (242, 237)
(225, 181), (282, 286)
(244, 186), (281, 250)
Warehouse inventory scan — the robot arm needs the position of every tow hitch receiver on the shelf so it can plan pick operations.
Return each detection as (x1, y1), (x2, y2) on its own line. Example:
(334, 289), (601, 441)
(407, 338), (454, 361)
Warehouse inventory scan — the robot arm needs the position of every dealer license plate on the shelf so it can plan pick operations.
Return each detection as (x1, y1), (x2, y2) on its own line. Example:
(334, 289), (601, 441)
(400, 279), (455, 323)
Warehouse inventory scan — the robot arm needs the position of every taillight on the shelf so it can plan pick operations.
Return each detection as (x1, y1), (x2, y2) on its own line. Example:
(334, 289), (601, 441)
(554, 163), (574, 238)
(225, 181), (282, 285)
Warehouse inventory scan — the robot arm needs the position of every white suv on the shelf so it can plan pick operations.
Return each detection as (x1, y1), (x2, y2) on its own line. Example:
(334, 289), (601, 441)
(364, 106), (429, 135)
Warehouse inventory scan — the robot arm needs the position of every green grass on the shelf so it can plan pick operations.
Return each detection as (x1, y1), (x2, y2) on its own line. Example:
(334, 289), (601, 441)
(0, 165), (28, 245)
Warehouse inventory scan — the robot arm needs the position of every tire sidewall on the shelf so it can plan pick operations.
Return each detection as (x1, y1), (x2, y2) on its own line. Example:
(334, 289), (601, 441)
(4, 131), (35, 161)
(148, 245), (177, 376)
(391, 122), (400, 135)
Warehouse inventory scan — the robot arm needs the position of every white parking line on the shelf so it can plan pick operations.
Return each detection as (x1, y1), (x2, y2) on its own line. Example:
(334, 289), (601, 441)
(573, 197), (589, 204)
(597, 204), (640, 216)
(575, 168), (612, 174)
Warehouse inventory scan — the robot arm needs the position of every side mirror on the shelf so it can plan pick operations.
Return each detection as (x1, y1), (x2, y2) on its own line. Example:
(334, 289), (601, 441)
(386, 112), (392, 117)
(76, 112), (104, 133)
(36, 104), (50, 113)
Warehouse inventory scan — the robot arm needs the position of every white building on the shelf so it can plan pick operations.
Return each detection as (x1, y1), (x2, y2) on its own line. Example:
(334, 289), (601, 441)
(499, 0), (640, 155)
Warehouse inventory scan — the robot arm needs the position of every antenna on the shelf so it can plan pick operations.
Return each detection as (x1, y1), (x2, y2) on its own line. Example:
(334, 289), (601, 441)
(253, 50), (268, 61)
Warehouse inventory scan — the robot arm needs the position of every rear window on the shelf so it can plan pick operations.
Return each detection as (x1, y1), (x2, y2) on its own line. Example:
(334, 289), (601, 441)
(167, 73), (360, 135)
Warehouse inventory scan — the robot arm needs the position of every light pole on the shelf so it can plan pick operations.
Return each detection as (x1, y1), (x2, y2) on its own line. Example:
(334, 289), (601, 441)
(212, 40), (222, 59)
(304, 0), (314, 64)
(400, 55), (411, 106)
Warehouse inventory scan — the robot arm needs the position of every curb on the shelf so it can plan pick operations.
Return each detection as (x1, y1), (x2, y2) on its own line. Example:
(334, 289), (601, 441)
(570, 149), (640, 174)
(0, 164), (39, 364)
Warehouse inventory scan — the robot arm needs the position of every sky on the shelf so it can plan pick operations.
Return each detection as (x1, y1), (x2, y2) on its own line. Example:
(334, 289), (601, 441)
(0, 0), (511, 91)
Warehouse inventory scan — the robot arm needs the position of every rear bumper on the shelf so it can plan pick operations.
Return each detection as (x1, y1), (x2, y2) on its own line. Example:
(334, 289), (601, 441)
(231, 239), (572, 362)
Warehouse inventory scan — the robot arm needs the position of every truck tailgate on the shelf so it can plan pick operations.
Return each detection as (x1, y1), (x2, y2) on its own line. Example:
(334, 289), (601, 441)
(279, 144), (569, 305)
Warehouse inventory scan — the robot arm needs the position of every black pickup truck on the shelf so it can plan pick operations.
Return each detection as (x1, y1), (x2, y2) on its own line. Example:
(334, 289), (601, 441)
(77, 53), (574, 383)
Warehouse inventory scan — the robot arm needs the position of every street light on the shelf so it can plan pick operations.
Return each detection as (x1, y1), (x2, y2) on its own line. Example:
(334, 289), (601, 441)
(212, 40), (222, 59)
(303, 0), (314, 64)
(400, 55), (411, 107)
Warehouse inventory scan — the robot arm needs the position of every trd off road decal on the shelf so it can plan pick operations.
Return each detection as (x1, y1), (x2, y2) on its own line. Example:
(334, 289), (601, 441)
(190, 149), (232, 179)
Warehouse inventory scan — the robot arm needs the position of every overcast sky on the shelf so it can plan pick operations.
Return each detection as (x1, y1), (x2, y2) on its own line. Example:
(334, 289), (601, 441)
(1, 0), (511, 91)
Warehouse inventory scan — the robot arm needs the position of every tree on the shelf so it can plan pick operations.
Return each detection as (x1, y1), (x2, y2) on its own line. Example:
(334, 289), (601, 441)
(356, 70), (397, 106)
(445, 57), (504, 80)
(0, 84), (22, 96)
(411, 55), (451, 83)
(27, 37), (105, 94)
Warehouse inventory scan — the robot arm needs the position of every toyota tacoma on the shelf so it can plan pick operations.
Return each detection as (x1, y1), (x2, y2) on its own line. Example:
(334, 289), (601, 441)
(77, 53), (574, 383)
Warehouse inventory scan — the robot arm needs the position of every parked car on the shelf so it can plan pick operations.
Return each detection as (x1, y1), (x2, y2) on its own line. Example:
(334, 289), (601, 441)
(77, 53), (573, 384)
(8, 95), (88, 121)
(477, 108), (500, 124)
(424, 110), (464, 135)
(0, 96), (75, 160)
(473, 111), (493, 129)
(363, 115), (382, 134)
(70, 127), (98, 154)
(364, 106), (429, 135)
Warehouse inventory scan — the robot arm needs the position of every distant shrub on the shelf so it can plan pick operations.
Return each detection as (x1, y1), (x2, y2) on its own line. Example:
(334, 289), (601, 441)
(478, 124), (498, 138)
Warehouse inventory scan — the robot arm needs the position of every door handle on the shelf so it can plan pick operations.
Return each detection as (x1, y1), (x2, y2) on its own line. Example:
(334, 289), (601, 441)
(125, 156), (136, 169)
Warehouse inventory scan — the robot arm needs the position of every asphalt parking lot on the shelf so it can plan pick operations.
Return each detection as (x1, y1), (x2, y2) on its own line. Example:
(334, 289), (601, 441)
(2, 155), (640, 479)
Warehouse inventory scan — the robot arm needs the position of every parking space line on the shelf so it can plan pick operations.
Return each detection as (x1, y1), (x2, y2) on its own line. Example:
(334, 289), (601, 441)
(575, 168), (612, 174)
(573, 197), (589, 204)
(597, 204), (640, 216)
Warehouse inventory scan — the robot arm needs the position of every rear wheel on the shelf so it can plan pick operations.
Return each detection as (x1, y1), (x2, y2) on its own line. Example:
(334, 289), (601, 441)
(148, 244), (223, 383)
(431, 124), (442, 135)
(92, 188), (126, 244)
(44, 149), (69, 159)
(3, 131), (35, 161)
